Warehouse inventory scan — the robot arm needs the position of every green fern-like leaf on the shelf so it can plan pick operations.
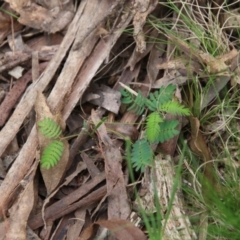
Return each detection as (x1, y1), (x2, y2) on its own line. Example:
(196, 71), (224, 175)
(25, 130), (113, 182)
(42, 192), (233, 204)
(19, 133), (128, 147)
(40, 140), (64, 169)
(131, 139), (153, 172)
(128, 91), (146, 115)
(158, 101), (191, 116)
(158, 84), (176, 102)
(146, 112), (163, 143)
(145, 91), (160, 111)
(156, 120), (179, 143)
(38, 117), (62, 139)
(145, 84), (176, 111)
(120, 89), (134, 104)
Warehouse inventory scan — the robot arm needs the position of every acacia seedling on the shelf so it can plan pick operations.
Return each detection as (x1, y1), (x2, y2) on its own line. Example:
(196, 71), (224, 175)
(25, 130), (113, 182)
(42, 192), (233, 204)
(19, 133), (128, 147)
(121, 84), (191, 172)
(38, 117), (64, 169)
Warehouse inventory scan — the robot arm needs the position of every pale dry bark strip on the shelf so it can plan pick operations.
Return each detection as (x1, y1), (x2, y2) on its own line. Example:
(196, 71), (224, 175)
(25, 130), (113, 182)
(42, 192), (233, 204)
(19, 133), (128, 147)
(139, 154), (197, 240)
(91, 110), (131, 220)
(48, 0), (126, 112)
(63, 9), (133, 117)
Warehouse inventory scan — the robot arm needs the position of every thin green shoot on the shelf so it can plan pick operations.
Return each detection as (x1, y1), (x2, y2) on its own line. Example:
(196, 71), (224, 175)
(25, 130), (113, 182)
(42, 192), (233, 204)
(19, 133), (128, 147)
(0, 7), (18, 19)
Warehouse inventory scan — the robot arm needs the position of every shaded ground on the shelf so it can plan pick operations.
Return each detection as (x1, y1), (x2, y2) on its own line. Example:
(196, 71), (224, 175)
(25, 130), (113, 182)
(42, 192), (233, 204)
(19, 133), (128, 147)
(0, 0), (240, 239)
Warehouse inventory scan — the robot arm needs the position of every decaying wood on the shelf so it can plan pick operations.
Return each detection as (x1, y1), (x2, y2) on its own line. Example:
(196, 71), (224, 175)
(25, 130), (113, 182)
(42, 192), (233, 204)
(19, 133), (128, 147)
(138, 154), (197, 240)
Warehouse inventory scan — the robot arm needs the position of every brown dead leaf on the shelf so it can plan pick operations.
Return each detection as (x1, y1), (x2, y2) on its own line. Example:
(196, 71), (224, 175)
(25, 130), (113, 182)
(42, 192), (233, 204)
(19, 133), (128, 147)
(91, 110), (131, 220)
(201, 75), (231, 110)
(114, 64), (141, 91)
(152, 71), (188, 89)
(189, 117), (211, 161)
(79, 219), (147, 240)
(81, 152), (100, 178)
(126, 28), (158, 71)
(82, 84), (121, 114)
(42, 162), (87, 208)
(147, 32), (166, 83)
(189, 116), (217, 188)
(35, 92), (69, 194)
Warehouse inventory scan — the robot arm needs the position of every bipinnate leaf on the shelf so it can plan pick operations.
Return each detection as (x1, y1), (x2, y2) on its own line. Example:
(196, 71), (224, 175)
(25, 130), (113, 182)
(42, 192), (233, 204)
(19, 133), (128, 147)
(120, 84), (179, 116)
(35, 92), (69, 194)
(146, 112), (163, 143)
(159, 101), (190, 116)
(157, 120), (179, 143)
(145, 84), (176, 111)
(120, 89), (134, 104)
(159, 84), (176, 103)
(145, 91), (160, 111)
(131, 139), (153, 172)
(38, 117), (62, 139)
(128, 91), (146, 115)
(40, 140), (64, 169)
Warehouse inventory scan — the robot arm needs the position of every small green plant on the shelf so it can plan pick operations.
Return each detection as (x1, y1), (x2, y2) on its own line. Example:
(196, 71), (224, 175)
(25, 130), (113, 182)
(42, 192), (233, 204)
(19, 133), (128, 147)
(131, 139), (153, 172)
(121, 84), (190, 172)
(38, 117), (64, 169)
